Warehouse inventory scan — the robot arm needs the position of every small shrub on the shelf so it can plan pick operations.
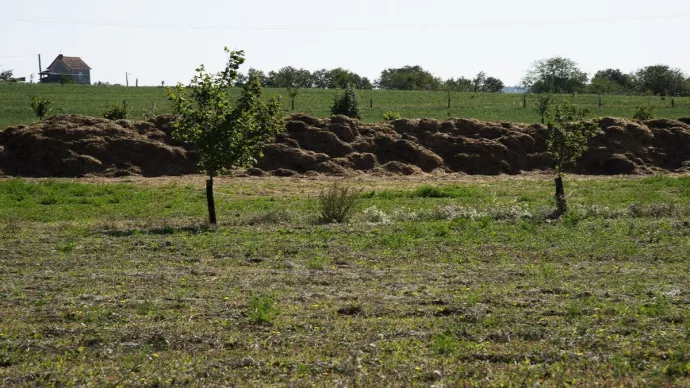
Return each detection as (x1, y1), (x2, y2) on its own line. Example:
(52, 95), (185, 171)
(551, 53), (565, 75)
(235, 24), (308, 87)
(362, 205), (391, 224)
(317, 182), (361, 223)
(633, 105), (654, 121)
(30, 96), (52, 120)
(142, 102), (158, 120)
(431, 331), (459, 356)
(330, 85), (361, 119)
(247, 293), (280, 324)
(103, 103), (128, 120)
(382, 111), (401, 121)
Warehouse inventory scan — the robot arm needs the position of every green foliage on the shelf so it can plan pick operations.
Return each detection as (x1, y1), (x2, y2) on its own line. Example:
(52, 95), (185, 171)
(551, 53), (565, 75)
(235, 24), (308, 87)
(102, 103), (128, 120)
(534, 94), (553, 124)
(317, 182), (361, 223)
(431, 331), (459, 355)
(633, 105), (654, 121)
(61, 74), (75, 84)
(168, 48), (283, 177)
(377, 65), (442, 91)
(634, 65), (688, 96)
(29, 96), (52, 120)
(545, 103), (599, 175)
(330, 85), (361, 119)
(382, 111), (401, 121)
(482, 76), (505, 93)
(247, 293), (280, 324)
(524, 57), (588, 94)
(0, 68), (14, 81)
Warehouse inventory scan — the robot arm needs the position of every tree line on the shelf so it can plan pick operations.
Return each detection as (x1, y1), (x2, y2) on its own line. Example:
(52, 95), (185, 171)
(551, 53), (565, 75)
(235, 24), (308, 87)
(236, 58), (690, 97)
(234, 66), (505, 93)
(523, 57), (690, 96)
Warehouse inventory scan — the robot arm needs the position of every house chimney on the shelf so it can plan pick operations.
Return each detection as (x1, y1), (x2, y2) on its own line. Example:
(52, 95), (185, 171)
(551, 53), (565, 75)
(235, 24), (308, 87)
(58, 54), (64, 60)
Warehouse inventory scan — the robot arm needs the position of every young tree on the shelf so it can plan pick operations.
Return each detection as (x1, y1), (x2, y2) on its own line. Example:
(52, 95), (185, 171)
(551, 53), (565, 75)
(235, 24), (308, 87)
(286, 87), (299, 110)
(330, 84), (361, 119)
(544, 103), (599, 217)
(168, 48), (283, 224)
(534, 94), (553, 124)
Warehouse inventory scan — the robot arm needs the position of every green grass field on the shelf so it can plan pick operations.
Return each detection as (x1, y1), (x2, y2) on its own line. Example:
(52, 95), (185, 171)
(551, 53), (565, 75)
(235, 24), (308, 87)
(2, 83), (690, 129)
(2, 174), (690, 385)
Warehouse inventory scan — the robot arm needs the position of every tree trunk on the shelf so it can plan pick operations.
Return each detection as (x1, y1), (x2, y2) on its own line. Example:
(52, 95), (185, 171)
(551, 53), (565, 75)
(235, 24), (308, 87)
(206, 176), (217, 225)
(291, 97), (295, 110)
(554, 176), (567, 217)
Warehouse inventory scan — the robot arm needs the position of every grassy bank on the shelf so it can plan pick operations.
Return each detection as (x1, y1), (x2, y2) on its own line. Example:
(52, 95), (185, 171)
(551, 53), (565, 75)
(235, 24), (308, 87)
(2, 83), (690, 129)
(1, 175), (690, 385)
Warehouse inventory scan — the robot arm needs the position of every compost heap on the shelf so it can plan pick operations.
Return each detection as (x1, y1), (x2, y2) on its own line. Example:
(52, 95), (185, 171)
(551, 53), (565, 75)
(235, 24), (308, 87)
(2, 114), (690, 177)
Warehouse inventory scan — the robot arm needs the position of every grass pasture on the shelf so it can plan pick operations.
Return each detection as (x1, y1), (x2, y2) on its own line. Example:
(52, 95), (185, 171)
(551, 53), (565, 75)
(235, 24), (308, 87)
(2, 174), (690, 385)
(2, 83), (690, 129)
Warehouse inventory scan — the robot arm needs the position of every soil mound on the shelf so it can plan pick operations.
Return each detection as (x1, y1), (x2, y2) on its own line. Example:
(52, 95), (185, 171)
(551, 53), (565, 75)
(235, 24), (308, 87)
(0, 115), (195, 177)
(2, 114), (690, 177)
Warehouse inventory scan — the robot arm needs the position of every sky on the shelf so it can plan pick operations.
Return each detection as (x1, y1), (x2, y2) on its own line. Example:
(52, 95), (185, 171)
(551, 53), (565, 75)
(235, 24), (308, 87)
(2, 0), (690, 86)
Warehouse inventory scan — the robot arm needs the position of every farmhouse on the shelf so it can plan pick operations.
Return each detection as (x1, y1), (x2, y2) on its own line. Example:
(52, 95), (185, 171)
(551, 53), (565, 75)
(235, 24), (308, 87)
(40, 54), (91, 84)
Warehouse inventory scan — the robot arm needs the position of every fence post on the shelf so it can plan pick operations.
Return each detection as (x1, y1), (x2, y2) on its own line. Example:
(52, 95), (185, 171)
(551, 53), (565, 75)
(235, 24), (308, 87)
(672, 98), (675, 108)
(370, 98), (373, 109)
(123, 100), (127, 110)
(522, 94), (527, 109)
(598, 95), (602, 108)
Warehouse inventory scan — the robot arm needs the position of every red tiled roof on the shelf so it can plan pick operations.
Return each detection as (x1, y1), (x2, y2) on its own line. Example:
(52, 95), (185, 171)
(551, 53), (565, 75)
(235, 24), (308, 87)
(47, 55), (91, 70)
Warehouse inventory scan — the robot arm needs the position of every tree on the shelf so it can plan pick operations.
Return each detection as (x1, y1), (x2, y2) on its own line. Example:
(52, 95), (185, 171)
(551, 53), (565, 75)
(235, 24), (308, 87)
(591, 69), (632, 93)
(523, 57), (588, 94)
(444, 77), (473, 92)
(534, 94), (553, 124)
(473, 72), (486, 93)
(376, 66), (441, 90)
(544, 103), (599, 217)
(482, 77), (505, 93)
(633, 65), (688, 96)
(168, 48), (283, 225)
(0, 68), (14, 81)
(330, 84), (361, 119)
(286, 87), (299, 110)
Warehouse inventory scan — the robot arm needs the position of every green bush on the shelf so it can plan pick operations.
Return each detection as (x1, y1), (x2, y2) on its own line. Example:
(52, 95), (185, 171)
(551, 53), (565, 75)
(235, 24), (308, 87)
(317, 182), (361, 223)
(382, 111), (401, 121)
(247, 293), (280, 324)
(103, 103), (128, 120)
(330, 85), (361, 119)
(30, 96), (52, 120)
(632, 105), (654, 121)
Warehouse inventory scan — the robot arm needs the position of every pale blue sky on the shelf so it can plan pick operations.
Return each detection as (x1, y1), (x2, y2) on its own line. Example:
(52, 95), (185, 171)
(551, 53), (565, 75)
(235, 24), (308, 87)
(2, 0), (689, 86)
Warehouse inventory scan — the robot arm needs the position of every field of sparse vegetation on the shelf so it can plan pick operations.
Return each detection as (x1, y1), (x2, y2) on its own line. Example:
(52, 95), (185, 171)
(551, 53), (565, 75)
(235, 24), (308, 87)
(2, 83), (690, 129)
(2, 174), (690, 386)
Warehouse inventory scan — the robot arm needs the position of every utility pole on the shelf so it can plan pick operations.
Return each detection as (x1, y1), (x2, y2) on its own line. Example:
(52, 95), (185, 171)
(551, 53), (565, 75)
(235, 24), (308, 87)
(126, 73), (130, 87)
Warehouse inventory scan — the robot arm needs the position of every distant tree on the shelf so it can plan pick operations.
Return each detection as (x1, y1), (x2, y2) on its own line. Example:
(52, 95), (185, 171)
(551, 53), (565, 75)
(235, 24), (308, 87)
(482, 77), (505, 93)
(545, 103), (599, 217)
(523, 57), (588, 94)
(473, 72), (486, 93)
(247, 68), (271, 87)
(376, 65), (441, 90)
(444, 77), (473, 92)
(324, 68), (372, 89)
(589, 69), (632, 94)
(234, 72), (249, 87)
(168, 48), (283, 225)
(0, 68), (14, 81)
(311, 69), (329, 88)
(633, 65), (688, 96)
(271, 66), (312, 88)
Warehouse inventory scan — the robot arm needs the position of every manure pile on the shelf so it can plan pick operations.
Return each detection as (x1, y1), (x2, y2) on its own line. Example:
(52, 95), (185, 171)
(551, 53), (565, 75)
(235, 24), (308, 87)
(2, 114), (690, 177)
